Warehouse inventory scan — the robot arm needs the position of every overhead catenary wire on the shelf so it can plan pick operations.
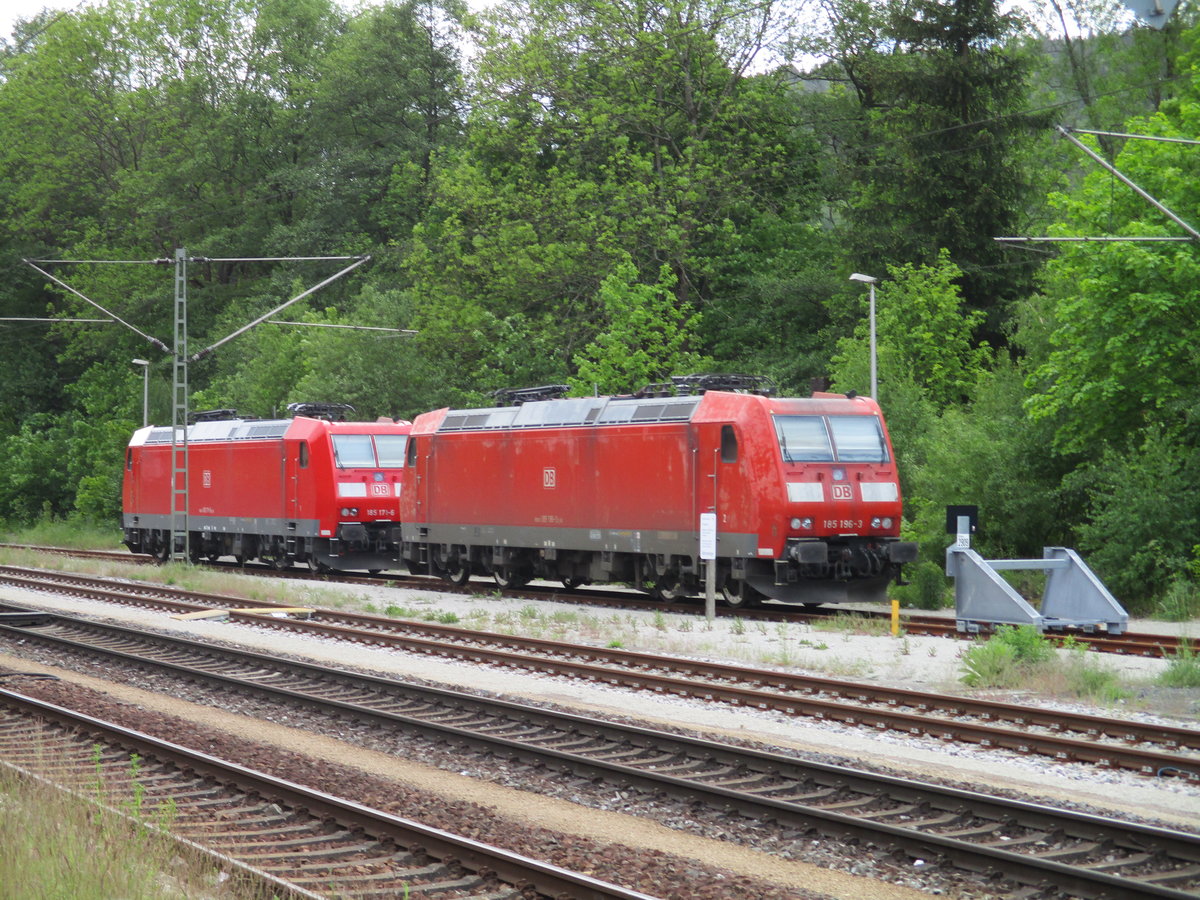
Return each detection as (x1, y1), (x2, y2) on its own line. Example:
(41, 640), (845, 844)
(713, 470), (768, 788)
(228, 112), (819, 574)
(267, 321), (417, 334)
(23, 258), (169, 351)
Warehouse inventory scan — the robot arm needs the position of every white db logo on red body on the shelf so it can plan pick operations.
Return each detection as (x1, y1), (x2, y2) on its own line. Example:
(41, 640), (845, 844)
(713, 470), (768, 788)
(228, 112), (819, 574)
(543, 467), (556, 489)
(832, 483), (853, 501)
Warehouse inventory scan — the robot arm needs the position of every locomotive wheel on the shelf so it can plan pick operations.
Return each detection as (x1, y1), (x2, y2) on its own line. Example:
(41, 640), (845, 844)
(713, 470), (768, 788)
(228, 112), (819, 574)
(648, 578), (687, 602)
(720, 578), (761, 610)
(442, 558), (471, 586)
(307, 556), (330, 574)
(492, 566), (530, 590)
(561, 576), (588, 590)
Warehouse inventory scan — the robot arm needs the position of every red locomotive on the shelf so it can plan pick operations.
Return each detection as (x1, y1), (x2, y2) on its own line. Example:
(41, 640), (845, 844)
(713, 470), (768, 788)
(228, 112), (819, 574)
(122, 404), (410, 572)
(400, 377), (916, 606)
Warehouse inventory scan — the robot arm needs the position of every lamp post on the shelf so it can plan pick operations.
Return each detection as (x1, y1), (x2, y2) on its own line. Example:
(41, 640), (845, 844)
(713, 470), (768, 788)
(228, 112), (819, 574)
(132, 358), (150, 427)
(848, 273), (878, 399)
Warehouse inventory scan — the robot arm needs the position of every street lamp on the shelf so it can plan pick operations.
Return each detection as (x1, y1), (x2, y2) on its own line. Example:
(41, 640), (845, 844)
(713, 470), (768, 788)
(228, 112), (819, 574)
(848, 273), (878, 400)
(131, 358), (150, 427)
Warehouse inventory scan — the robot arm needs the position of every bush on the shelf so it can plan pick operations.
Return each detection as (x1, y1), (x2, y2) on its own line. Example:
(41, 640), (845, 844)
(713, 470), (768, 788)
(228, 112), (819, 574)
(1071, 431), (1200, 609)
(1159, 641), (1200, 688)
(2, 514), (122, 550)
(960, 625), (1053, 688)
(893, 560), (951, 610)
(1060, 645), (1130, 703)
(1154, 578), (1200, 622)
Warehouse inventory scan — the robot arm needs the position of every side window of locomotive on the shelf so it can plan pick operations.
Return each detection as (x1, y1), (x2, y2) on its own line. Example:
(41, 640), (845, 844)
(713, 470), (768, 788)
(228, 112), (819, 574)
(405, 437), (418, 467)
(299, 442), (309, 469)
(331, 434), (377, 468)
(773, 416), (834, 462)
(126, 449), (133, 470)
(829, 416), (889, 462)
(373, 434), (408, 468)
(720, 425), (738, 463)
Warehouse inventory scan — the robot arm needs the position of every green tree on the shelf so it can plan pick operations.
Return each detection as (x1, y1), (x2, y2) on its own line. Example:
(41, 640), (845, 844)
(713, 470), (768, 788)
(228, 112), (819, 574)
(407, 0), (815, 395)
(798, 0), (1046, 326)
(568, 258), (706, 395)
(1027, 119), (1200, 455)
(1066, 429), (1200, 607)
(829, 252), (991, 410)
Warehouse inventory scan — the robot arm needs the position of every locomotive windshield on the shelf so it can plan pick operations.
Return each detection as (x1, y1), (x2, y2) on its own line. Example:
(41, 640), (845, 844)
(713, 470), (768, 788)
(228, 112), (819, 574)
(373, 435), (408, 467)
(331, 434), (408, 468)
(774, 415), (889, 463)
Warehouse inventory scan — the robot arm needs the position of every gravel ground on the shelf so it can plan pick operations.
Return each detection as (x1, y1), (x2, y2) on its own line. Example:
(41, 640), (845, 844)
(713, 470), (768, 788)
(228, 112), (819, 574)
(1, 567), (1197, 899)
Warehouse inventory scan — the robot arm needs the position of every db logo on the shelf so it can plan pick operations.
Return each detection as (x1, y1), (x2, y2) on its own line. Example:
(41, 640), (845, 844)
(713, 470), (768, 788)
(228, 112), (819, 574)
(543, 467), (556, 489)
(371, 483), (390, 496)
(832, 484), (853, 501)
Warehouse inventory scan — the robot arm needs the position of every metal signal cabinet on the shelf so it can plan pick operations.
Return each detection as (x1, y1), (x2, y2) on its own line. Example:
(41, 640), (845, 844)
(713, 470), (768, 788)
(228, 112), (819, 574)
(122, 415), (410, 572)
(400, 390), (915, 606)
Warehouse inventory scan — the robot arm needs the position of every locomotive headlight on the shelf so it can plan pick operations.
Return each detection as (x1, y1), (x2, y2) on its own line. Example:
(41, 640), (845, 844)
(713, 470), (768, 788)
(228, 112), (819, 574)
(882, 517), (893, 529)
(341, 507), (360, 517)
(871, 517), (894, 530)
(791, 517), (813, 530)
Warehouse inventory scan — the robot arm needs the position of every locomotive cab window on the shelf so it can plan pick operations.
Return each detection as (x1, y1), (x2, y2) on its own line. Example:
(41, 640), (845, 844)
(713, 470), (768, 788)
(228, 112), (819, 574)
(720, 425), (738, 463)
(774, 416), (834, 462)
(374, 435), (407, 468)
(299, 442), (309, 468)
(126, 448), (133, 470)
(331, 434), (376, 468)
(829, 416), (888, 462)
(773, 414), (888, 463)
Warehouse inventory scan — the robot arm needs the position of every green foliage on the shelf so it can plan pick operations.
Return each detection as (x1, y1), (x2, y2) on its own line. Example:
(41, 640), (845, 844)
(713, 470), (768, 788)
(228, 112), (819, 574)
(1060, 647), (1131, 704)
(1155, 578), (1200, 622)
(902, 360), (1071, 566)
(568, 258), (706, 395)
(830, 252), (991, 409)
(960, 624), (1053, 687)
(0, 515), (122, 550)
(1066, 429), (1200, 608)
(406, 0), (817, 395)
(1158, 640), (1200, 688)
(892, 560), (951, 610)
(798, 0), (1047, 318)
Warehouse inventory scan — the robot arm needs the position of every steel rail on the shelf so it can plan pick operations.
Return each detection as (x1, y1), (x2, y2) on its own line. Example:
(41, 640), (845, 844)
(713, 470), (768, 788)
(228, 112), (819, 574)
(3, 544), (1193, 657)
(2, 617), (1199, 898)
(0, 687), (657, 900)
(1, 566), (1197, 780)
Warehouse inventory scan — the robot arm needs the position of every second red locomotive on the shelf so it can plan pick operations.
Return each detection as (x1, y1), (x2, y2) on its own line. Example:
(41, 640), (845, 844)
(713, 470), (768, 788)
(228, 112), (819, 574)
(122, 404), (410, 573)
(399, 380), (916, 606)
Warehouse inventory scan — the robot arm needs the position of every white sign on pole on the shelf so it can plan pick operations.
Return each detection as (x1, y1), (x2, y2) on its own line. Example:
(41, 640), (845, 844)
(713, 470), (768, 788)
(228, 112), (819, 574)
(699, 512), (717, 560)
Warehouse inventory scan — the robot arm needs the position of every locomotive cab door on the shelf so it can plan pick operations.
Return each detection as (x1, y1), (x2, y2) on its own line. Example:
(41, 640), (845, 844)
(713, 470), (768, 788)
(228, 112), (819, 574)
(284, 439), (304, 522)
(124, 446), (139, 524)
(409, 436), (429, 527)
(692, 422), (740, 556)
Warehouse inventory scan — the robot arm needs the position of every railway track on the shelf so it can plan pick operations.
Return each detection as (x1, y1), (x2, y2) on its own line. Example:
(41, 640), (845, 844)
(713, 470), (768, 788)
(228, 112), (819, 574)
(1, 612), (1198, 898)
(0, 564), (1197, 781)
(0, 687), (652, 900)
(2, 542), (1194, 657)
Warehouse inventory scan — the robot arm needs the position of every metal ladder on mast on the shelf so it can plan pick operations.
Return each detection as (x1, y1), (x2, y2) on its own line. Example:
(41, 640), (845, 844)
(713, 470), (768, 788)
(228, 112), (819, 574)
(170, 248), (189, 563)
